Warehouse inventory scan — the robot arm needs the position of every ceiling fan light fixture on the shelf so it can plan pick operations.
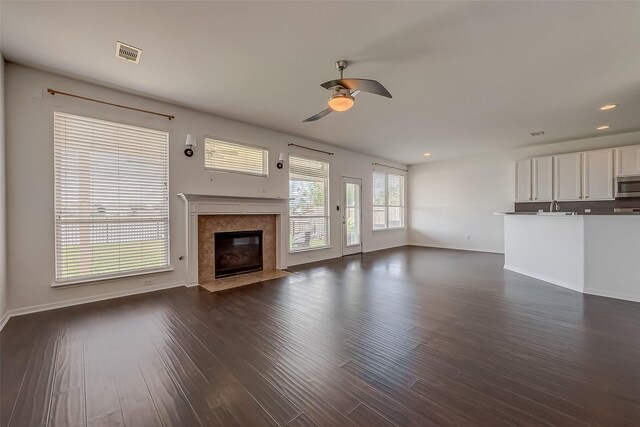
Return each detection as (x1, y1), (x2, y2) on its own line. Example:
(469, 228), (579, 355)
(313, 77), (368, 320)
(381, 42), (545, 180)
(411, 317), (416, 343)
(328, 93), (354, 112)
(303, 60), (390, 122)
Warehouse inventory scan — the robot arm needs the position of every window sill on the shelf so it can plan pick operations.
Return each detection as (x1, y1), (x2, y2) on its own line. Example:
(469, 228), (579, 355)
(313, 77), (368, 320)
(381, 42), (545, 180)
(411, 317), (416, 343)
(372, 227), (406, 232)
(52, 267), (174, 288)
(288, 245), (332, 254)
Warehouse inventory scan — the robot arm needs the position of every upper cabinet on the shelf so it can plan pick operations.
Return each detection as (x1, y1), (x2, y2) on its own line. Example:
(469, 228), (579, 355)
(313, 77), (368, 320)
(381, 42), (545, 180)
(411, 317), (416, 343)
(553, 153), (583, 201)
(515, 146), (621, 202)
(583, 149), (614, 200)
(615, 145), (640, 176)
(532, 156), (553, 202)
(515, 159), (532, 202)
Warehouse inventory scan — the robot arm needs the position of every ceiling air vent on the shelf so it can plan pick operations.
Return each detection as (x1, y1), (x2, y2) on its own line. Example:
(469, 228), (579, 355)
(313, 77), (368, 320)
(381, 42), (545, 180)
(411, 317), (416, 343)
(115, 42), (142, 64)
(530, 130), (545, 137)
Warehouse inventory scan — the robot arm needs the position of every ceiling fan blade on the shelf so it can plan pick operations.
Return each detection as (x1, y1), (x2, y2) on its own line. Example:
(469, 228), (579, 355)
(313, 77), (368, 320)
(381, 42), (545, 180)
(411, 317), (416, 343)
(302, 107), (333, 122)
(321, 78), (392, 98)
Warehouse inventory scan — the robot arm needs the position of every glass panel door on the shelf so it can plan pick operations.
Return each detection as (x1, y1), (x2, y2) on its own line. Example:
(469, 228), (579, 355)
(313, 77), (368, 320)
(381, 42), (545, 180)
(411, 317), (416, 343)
(342, 177), (362, 255)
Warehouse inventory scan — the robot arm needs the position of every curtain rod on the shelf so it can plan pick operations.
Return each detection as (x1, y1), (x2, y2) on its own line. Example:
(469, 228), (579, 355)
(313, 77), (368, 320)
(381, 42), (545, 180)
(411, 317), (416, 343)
(288, 143), (334, 156)
(47, 88), (175, 120)
(372, 162), (408, 172)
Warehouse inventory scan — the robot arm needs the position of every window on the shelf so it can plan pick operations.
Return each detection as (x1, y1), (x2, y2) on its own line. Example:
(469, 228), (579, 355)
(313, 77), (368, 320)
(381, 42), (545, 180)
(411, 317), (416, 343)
(204, 138), (269, 176)
(373, 172), (405, 230)
(54, 112), (170, 284)
(289, 156), (330, 251)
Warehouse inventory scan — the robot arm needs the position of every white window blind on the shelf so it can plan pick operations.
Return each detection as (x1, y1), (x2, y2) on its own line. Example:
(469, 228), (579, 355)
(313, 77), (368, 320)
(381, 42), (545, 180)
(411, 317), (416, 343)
(204, 138), (269, 176)
(54, 112), (170, 284)
(373, 172), (387, 230)
(289, 155), (330, 251)
(373, 171), (405, 230)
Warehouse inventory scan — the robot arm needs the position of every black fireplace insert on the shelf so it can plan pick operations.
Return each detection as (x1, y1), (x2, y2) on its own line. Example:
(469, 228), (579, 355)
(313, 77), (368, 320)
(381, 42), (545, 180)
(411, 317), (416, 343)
(214, 230), (263, 278)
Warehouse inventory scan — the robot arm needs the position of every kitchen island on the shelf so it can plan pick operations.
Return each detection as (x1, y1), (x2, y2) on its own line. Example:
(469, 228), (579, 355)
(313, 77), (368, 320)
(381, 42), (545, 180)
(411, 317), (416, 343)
(499, 213), (640, 302)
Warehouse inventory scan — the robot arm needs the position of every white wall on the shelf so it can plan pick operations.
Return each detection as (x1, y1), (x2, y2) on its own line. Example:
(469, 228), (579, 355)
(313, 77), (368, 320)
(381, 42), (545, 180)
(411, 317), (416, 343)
(584, 216), (640, 302)
(0, 57), (7, 323)
(409, 152), (512, 252)
(504, 215), (585, 292)
(409, 131), (640, 253)
(5, 64), (407, 313)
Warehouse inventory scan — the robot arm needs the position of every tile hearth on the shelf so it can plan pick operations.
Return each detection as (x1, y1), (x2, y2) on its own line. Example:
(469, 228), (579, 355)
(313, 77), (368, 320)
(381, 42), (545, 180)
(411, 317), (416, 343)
(199, 269), (293, 293)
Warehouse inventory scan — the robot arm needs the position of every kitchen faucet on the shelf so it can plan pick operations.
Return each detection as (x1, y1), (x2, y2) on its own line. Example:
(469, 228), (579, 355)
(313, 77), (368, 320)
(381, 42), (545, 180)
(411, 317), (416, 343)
(550, 200), (560, 212)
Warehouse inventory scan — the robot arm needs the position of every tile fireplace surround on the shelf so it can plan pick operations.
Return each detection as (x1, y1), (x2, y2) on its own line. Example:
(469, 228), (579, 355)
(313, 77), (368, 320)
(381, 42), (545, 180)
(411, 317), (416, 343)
(198, 215), (276, 284)
(179, 194), (288, 287)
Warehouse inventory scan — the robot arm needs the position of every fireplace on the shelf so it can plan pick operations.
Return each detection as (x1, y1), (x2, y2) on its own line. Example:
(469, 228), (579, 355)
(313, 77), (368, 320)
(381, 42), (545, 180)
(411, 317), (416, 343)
(189, 205), (282, 286)
(214, 230), (263, 278)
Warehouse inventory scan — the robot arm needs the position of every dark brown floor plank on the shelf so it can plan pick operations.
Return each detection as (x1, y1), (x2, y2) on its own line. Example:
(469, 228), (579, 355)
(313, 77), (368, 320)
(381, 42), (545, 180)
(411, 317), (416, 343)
(0, 317), (38, 427)
(2, 246), (640, 426)
(83, 335), (124, 424)
(203, 366), (281, 427)
(86, 409), (125, 427)
(112, 351), (163, 427)
(6, 319), (60, 427)
(287, 412), (320, 427)
(160, 295), (304, 425)
(347, 402), (397, 427)
(207, 404), (242, 427)
(341, 359), (476, 426)
(133, 339), (203, 427)
(48, 323), (86, 427)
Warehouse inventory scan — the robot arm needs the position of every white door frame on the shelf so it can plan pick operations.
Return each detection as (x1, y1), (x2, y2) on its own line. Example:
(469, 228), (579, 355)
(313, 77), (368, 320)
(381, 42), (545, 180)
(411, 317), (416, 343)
(341, 177), (362, 256)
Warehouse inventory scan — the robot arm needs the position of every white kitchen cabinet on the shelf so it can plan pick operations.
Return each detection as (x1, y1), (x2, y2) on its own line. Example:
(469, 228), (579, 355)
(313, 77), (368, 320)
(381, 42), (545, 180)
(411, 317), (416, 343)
(615, 145), (640, 176)
(554, 152), (582, 201)
(583, 149), (614, 200)
(515, 159), (532, 202)
(532, 156), (553, 202)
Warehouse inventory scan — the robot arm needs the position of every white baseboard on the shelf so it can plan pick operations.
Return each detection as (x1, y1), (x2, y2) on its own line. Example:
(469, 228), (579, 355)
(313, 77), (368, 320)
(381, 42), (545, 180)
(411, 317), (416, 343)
(362, 242), (407, 254)
(0, 281), (187, 331)
(409, 242), (504, 255)
(503, 265), (584, 293)
(584, 288), (640, 303)
(505, 264), (640, 303)
(0, 312), (10, 332)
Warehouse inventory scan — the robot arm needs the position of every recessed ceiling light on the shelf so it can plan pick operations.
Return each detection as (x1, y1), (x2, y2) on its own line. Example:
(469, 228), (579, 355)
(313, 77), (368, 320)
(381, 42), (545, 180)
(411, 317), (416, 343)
(423, 153), (431, 157)
(596, 125), (611, 130)
(599, 104), (618, 111)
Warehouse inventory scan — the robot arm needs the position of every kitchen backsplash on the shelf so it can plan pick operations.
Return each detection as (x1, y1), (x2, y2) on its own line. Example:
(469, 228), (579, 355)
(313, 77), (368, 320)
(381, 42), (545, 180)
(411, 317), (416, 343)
(515, 198), (640, 214)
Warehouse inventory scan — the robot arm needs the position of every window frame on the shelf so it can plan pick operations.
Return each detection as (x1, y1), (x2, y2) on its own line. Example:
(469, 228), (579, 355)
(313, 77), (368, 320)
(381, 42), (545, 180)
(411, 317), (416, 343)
(204, 136), (270, 177)
(53, 111), (171, 286)
(288, 154), (331, 253)
(372, 171), (406, 231)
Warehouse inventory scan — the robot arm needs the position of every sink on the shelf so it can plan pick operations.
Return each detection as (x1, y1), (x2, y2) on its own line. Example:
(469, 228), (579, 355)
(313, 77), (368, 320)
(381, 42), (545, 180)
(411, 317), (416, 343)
(536, 212), (578, 216)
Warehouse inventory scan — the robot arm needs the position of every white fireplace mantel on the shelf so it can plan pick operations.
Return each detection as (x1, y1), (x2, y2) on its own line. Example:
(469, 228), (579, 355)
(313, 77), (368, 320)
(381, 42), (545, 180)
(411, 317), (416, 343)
(178, 193), (288, 286)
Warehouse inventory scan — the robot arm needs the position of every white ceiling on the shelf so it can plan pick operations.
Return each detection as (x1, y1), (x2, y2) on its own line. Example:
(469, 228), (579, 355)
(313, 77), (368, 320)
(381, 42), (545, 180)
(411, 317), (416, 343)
(2, 1), (640, 164)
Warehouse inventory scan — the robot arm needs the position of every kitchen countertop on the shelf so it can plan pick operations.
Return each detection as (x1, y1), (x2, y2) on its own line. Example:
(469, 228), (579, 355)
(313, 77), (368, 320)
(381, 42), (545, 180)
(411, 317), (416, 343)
(495, 212), (640, 216)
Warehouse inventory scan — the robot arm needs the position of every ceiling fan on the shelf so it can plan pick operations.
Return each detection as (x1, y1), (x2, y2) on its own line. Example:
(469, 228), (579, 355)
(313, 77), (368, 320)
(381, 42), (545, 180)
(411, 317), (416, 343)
(303, 60), (392, 122)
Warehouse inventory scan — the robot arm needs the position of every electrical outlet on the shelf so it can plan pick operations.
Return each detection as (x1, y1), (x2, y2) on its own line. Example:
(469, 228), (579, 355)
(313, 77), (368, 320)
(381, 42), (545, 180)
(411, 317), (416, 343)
(585, 209), (591, 213)
(465, 234), (471, 240)
(143, 279), (153, 286)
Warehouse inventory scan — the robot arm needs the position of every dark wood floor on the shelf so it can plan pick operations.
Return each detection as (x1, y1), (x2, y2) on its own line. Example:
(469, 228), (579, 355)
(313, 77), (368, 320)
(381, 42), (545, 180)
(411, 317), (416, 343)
(2, 246), (640, 426)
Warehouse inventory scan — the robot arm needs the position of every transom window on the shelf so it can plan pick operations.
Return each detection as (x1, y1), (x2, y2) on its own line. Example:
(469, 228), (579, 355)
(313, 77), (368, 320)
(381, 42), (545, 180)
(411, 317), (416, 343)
(373, 172), (405, 230)
(54, 112), (170, 284)
(289, 155), (330, 251)
(204, 138), (269, 176)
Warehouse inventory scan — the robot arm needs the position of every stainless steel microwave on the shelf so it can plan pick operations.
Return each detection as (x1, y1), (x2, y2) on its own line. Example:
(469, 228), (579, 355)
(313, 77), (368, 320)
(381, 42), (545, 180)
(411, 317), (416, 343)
(616, 176), (640, 198)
